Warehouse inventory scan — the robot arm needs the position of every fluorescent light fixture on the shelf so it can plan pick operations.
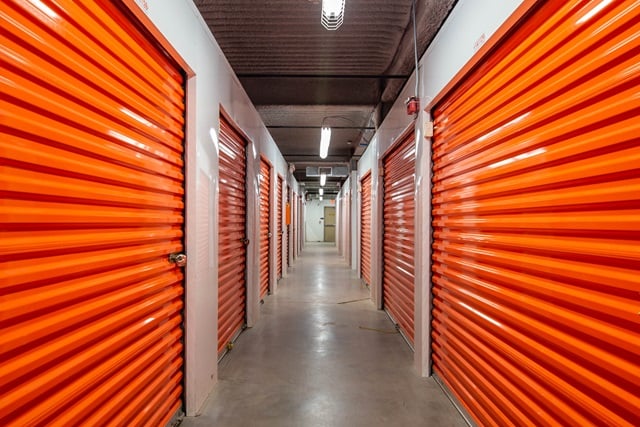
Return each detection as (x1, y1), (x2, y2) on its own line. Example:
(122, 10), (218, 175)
(319, 126), (331, 159)
(320, 173), (327, 187)
(321, 0), (345, 30)
(319, 188), (324, 195)
(319, 196), (323, 201)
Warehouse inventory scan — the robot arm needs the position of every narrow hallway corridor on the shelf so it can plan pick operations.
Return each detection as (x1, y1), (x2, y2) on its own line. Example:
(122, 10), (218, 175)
(180, 244), (466, 427)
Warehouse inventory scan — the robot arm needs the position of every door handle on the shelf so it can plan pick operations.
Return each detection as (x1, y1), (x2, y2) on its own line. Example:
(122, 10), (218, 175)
(169, 253), (187, 267)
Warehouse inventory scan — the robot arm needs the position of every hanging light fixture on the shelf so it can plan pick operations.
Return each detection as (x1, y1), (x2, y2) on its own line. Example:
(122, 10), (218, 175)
(319, 126), (331, 159)
(319, 188), (324, 196)
(321, 0), (345, 30)
(320, 172), (327, 187)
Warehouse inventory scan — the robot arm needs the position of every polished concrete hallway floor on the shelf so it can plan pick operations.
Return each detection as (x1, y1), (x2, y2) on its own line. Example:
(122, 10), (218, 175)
(180, 243), (467, 427)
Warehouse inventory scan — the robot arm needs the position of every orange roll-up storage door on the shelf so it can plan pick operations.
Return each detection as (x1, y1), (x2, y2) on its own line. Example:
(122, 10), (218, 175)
(431, 1), (640, 425)
(382, 130), (416, 344)
(259, 157), (271, 298)
(360, 172), (372, 286)
(1, 1), (186, 425)
(217, 116), (247, 356)
(277, 175), (283, 279)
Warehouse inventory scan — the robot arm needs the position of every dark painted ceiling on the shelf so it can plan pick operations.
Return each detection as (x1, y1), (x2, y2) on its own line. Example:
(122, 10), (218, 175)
(194, 0), (455, 197)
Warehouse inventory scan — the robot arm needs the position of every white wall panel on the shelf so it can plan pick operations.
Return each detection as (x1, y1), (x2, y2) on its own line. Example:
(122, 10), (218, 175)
(336, 176), (352, 261)
(350, 171), (359, 270)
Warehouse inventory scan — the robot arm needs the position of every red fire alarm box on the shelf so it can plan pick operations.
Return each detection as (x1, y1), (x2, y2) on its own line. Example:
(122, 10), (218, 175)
(406, 96), (419, 115)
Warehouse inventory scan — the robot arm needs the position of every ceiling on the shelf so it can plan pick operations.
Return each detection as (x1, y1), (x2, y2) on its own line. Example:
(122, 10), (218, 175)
(194, 0), (455, 197)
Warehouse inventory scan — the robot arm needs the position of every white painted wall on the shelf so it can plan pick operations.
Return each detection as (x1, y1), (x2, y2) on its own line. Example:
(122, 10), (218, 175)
(350, 171), (358, 270)
(354, 0), (526, 376)
(336, 175), (353, 266)
(305, 200), (335, 242)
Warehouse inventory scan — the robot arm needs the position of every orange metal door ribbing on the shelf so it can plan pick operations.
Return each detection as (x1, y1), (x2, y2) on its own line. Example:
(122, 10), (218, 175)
(277, 175), (283, 279)
(259, 157), (271, 298)
(431, 1), (640, 425)
(217, 116), (247, 356)
(1, 1), (185, 425)
(382, 131), (416, 344)
(360, 172), (372, 286)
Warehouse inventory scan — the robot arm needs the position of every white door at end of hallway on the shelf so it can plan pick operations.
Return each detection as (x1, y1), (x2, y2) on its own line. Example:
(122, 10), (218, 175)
(324, 206), (336, 242)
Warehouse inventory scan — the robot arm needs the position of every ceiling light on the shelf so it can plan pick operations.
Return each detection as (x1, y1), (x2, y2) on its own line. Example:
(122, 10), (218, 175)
(319, 196), (323, 201)
(321, 0), (345, 30)
(319, 126), (331, 159)
(320, 173), (327, 186)
(319, 188), (324, 195)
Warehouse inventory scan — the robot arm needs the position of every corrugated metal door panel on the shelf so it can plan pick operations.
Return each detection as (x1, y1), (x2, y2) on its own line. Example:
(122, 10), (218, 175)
(382, 131), (416, 344)
(360, 172), (372, 286)
(431, 1), (640, 425)
(277, 175), (283, 279)
(259, 157), (271, 298)
(218, 117), (247, 356)
(0, 1), (185, 425)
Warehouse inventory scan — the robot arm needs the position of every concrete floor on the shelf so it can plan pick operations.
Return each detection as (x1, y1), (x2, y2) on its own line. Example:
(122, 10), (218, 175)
(180, 243), (467, 427)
